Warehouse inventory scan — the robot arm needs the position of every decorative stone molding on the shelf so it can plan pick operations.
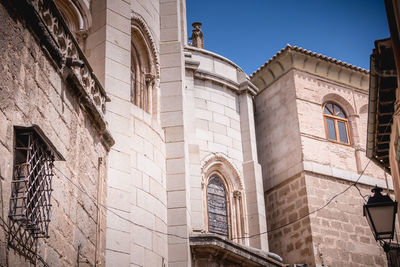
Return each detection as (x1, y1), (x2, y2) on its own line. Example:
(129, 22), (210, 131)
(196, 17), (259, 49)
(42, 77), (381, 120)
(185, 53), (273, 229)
(10, 0), (114, 150)
(201, 152), (244, 190)
(131, 11), (160, 78)
(190, 234), (285, 267)
(251, 44), (369, 93)
(184, 46), (258, 96)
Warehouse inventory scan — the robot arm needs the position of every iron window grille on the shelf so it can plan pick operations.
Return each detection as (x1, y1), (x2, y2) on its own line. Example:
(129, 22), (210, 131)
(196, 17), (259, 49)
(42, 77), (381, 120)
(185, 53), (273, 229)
(9, 126), (63, 239)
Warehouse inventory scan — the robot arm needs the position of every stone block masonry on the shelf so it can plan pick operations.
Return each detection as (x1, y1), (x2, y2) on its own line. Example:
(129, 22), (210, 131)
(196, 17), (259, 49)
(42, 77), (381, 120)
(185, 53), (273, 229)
(0, 2), (112, 266)
(252, 46), (390, 266)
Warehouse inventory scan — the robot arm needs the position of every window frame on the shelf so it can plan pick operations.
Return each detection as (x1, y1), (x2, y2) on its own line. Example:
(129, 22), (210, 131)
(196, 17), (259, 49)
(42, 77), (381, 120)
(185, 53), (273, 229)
(323, 102), (351, 145)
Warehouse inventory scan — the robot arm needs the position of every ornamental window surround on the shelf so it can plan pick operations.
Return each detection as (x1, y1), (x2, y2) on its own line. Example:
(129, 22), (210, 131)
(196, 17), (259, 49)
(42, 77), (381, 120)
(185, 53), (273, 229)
(131, 19), (157, 114)
(323, 102), (351, 145)
(203, 169), (246, 244)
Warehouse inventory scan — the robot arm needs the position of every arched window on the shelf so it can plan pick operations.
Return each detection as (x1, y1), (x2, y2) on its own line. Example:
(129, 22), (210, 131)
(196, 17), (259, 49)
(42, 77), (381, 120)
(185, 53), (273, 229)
(54, 0), (91, 47)
(323, 103), (350, 144)
(207, 174), (229, 236)
(131, 17), (157, 114)
(202, 154), (247, 244)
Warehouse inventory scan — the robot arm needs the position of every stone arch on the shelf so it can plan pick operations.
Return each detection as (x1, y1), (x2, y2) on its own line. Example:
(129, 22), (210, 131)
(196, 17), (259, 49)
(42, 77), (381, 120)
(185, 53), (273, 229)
(201, 153), (247, 244)
(201, 152), (243, 191)
(322, 93), (355, 117)
(131, 12), (160, 115)
(131, 12), (160, 77)
(54, 0), (91, 44)
(359, 104), (368, 114)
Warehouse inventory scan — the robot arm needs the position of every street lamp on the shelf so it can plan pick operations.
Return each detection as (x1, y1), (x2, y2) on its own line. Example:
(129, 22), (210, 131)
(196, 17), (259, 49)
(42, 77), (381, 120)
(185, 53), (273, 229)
(363, 186), (398, 241)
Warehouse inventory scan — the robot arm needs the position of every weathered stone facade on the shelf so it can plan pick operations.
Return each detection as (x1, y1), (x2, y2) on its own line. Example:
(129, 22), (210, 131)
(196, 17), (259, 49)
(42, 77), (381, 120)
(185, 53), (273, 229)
(251, 45), (392, 266)
(0, 0), (391, 266)
(0, 0), (113, 266)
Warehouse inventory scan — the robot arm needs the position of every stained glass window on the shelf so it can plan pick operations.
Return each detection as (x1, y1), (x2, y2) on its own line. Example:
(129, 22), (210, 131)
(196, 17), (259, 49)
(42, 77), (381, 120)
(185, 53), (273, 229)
(207, 175), (228, 236)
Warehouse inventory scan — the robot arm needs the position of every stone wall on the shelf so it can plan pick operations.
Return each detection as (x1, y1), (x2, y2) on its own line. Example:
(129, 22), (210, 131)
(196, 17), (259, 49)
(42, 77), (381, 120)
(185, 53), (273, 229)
(252, 49), (390, 266)
(305, 173), (387, 267)
(85, 0), (168, 266)
(293, 70), (387, 181)
(254, 71), (303, 192)
(184, 47), (268, 251)
(0, 2), (109, 266)
(265, 174), (313, 265)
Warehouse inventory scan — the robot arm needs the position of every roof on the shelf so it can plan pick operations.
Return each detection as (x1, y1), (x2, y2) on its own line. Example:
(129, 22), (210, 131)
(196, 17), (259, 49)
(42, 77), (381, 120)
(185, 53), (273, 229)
(250, 44), (369, 78)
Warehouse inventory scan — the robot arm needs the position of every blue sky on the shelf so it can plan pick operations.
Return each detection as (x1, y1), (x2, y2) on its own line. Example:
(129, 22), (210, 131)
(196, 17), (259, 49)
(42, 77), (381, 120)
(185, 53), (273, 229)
(186, 0), (389, 75)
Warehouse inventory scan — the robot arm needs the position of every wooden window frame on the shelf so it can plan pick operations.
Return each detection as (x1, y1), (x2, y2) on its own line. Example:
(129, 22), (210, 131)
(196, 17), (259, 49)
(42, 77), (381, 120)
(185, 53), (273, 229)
(323, 103), (351, 146)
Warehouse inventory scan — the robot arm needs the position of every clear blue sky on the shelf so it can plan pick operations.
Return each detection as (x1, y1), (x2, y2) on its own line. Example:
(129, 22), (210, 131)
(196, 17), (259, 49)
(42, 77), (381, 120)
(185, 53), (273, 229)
(186, 0), (389, 75)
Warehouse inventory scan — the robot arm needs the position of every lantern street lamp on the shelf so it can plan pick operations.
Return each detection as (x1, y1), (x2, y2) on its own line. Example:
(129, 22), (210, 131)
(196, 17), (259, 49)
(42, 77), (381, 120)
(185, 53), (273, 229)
(363, 186), (397, 241)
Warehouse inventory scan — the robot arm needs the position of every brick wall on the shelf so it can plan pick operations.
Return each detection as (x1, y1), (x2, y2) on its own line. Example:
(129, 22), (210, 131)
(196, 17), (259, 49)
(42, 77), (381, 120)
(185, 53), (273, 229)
(0, 3), (108, 266)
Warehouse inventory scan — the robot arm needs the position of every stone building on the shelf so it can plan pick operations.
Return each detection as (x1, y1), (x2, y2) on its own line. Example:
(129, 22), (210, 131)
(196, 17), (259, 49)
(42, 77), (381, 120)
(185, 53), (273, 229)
(0, 0), (392, 266)
(251, 45), (392, 266)
(0, 0), (114, 266)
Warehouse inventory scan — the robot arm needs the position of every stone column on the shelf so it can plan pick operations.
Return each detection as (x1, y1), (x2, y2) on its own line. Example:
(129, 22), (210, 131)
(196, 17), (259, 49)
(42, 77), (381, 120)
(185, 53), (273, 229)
(160, 0), (191, 266)
(233, 190), (242, 244)
(239, 86), (269, 251)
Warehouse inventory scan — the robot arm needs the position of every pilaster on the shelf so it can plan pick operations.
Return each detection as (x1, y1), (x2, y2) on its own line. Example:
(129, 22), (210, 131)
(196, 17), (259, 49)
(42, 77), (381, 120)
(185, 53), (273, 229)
(160, 0), (191, 266)
(239, 90), (269, 251)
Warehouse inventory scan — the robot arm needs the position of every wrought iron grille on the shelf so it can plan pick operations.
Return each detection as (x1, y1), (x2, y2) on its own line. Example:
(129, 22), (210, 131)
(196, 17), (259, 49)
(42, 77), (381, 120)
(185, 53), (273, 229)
(207, 175), (228, 236)
(9, 129), (55, 239)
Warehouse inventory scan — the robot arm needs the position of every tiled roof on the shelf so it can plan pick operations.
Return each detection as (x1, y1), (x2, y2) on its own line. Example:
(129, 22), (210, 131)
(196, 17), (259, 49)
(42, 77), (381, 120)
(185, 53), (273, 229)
(250, 44), (369, 78)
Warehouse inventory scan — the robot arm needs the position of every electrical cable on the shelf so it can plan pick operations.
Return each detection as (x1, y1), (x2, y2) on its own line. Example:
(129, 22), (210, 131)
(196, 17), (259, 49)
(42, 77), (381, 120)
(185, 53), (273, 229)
(52, 115), (396, 242)
(0, 215), (49, 267)
(54, 166), (188, 240)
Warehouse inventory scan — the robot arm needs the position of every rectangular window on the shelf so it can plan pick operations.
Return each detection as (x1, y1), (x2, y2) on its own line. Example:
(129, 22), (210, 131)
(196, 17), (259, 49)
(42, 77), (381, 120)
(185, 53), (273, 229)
(9, 126), (62, 239)
(326, 118), (337, 140)
(337, 121), (349, 143)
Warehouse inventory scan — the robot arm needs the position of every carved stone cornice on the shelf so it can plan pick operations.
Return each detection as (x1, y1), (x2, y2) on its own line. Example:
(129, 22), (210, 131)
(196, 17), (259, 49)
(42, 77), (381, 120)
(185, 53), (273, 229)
(7, 0), (114, 150)
(250, 45), (370, 93)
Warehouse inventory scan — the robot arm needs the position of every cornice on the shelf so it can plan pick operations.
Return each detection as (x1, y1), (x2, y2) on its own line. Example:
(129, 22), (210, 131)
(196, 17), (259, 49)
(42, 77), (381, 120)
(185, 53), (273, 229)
(9, 0), (114, 150)
(184, 48), (258, 96)
(250, 45), (370, 93)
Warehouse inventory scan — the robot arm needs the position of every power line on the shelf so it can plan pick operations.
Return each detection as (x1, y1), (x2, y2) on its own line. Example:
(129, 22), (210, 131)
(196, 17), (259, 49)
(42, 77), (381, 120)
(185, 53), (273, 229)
(53, 114), (395, 242)
(53, 166), (188, 240)
(248, 160), (372, 238)
(254, 114), (395, 237)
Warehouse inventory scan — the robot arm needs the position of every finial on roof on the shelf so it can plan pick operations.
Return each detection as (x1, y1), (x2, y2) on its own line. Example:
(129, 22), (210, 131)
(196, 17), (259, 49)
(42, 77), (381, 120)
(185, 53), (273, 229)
(190, 22), (204, 49)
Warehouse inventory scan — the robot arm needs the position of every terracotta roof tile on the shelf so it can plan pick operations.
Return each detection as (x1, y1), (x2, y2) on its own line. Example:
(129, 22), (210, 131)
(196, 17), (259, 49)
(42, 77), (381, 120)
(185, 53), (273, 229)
(250, 44), (369, 78)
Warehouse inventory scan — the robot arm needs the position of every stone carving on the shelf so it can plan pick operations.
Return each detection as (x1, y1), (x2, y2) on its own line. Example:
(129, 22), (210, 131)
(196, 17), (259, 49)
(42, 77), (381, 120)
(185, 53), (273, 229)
(190, 22), (204, 49)
(31, 0), (108, 118)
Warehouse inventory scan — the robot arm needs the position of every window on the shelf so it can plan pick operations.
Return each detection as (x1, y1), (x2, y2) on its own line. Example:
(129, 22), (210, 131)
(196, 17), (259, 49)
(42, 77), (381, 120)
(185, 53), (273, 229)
(202, 155), (246, 244)
(131, 18), (157, 113)
(207, 174), (229, 236)
(323, 103), (350, 144)
(9, 126), (62, 239)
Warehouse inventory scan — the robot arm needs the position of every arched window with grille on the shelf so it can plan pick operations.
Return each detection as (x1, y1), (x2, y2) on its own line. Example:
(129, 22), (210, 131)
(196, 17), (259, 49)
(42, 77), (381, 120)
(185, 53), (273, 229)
(323, 102), (350, 144)
(207, 174), (229, 236)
